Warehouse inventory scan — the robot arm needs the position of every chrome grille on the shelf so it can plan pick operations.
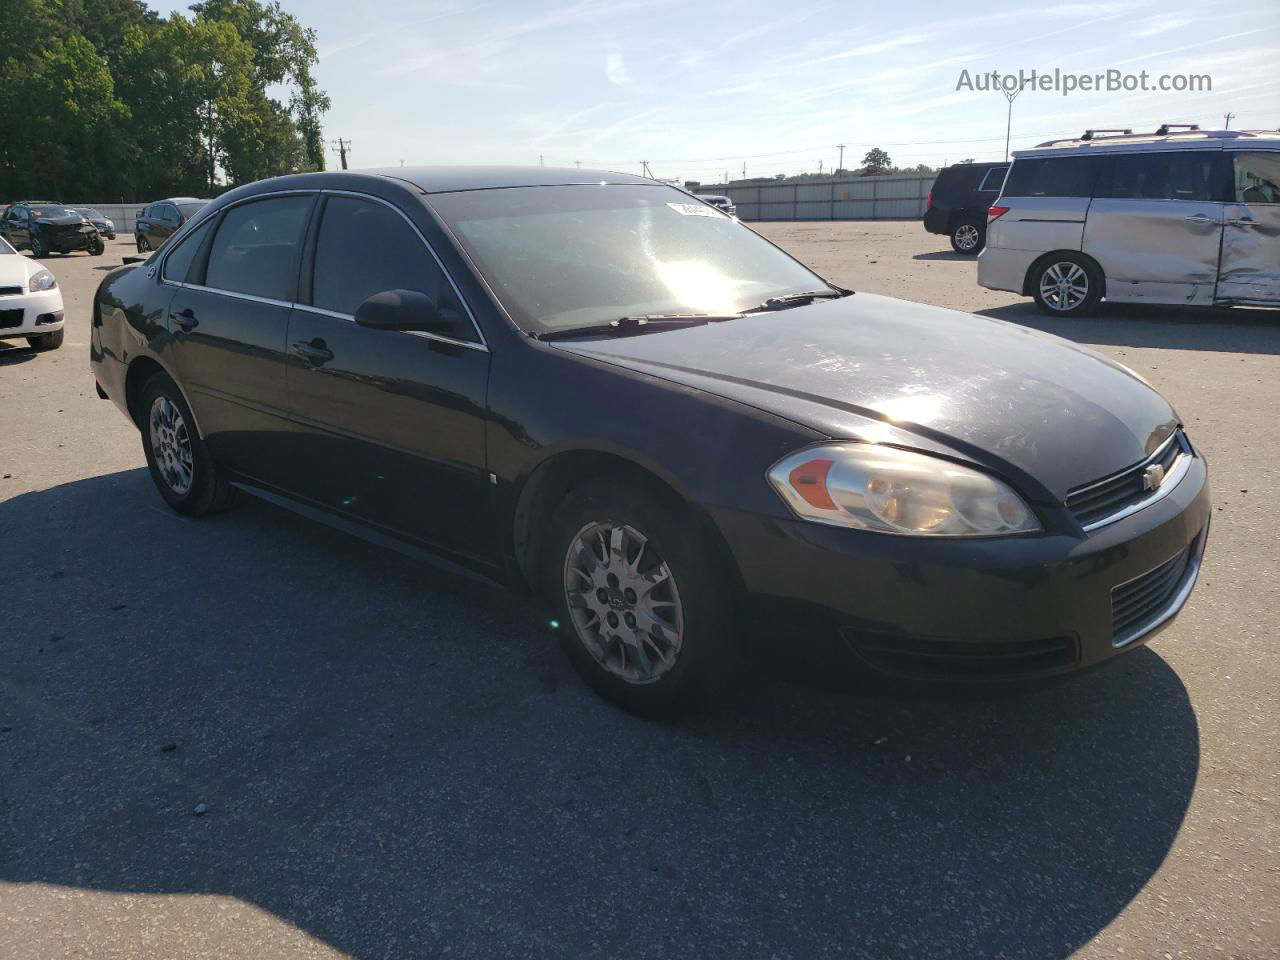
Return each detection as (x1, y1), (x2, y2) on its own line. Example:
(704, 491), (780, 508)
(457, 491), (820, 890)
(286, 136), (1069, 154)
(1066, 432), (1188, 530)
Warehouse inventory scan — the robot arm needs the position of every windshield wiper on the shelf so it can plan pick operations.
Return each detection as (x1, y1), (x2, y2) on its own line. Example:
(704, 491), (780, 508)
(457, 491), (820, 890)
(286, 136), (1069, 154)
(747, 287), (852, 313)
(534, 312), (743, 341)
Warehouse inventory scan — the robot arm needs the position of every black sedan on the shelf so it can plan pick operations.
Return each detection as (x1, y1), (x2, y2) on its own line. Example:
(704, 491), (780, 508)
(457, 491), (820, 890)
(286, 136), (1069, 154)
(89, 167), (1210, 715)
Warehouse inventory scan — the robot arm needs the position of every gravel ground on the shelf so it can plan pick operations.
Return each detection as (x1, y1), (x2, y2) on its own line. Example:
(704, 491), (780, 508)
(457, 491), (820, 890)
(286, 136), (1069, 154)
(0, 225), (1276, 959)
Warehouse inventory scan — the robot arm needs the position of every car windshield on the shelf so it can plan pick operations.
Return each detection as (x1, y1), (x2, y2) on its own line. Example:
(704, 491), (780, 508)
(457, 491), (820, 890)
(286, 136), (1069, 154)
(178, 201), (208, 218)
(428, 184), (830, 334)
(78, 208), (104, 219)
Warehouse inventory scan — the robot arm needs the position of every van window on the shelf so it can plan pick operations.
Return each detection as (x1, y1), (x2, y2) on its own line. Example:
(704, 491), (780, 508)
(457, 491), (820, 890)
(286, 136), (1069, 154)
(1002, 157), (1095, 197)
(1234, 152), (1280, 204)
(1100, 151), (1223, 202)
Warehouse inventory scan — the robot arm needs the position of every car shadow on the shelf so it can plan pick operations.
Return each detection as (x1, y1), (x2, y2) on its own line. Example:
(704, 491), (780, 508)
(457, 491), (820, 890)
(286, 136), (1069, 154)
(978, 301), (1280, 355)
(0, 469), (1200, 958)
(913, 250), (974, 261)
(0, 342), (37, 365)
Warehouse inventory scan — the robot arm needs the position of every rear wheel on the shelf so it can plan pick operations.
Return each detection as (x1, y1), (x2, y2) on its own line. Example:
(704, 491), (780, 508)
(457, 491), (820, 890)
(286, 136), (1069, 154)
(27, 329), (63, 351)
(139, 372), (235, 516)
(136, 234), (150, 253)
(542, 477), (733, 717)
(950, 218), (985, 255)
(1032, 254), (1103, 316)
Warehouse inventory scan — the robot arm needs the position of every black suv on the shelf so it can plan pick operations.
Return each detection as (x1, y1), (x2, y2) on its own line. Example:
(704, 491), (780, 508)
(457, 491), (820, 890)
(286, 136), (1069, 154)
(135, 198), (210, 252)
(922, 162), (1009, 254)
(1, 202), (104, 257)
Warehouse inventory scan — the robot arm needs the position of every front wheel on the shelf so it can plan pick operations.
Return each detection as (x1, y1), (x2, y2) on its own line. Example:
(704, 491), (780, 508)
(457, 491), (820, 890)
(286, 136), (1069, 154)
(27, 329), (63, 351)
(90, 239), (105, 256)
(1032, 254), (1103, 316)
(139, 372), (235, 516)
(30, 234), (47, 258)
(542, 477), (733, 717)
(950, 219), (985, 255)
(136, 235), (150, 253)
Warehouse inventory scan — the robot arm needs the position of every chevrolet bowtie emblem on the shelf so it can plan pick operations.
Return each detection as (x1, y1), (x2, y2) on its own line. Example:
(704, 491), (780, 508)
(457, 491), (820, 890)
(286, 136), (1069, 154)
(1142, 463), (1166, 491)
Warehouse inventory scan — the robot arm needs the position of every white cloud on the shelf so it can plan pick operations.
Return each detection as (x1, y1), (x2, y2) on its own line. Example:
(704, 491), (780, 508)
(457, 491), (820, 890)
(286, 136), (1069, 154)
(606, 53), (632, 86)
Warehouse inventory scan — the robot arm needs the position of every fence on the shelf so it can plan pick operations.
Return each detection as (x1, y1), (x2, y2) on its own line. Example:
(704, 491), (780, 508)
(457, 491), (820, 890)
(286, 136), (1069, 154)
(706, 174), (936, 221)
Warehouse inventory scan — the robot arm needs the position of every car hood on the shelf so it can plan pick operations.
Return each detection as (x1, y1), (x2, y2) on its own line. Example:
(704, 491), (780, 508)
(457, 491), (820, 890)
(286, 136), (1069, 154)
(0, 255), (36, 287)
(35, 213), (86, 228)
(551, 293), (1178, 498)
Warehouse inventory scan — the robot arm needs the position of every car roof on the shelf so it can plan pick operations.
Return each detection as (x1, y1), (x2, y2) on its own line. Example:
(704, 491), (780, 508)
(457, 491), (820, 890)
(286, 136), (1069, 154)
(359, 165), (658, 193)
(1015, 128), (1280, 159)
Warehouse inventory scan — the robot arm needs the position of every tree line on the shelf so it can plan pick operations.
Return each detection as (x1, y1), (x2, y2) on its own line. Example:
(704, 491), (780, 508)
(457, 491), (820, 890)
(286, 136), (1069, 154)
(0, 0), (329, 202)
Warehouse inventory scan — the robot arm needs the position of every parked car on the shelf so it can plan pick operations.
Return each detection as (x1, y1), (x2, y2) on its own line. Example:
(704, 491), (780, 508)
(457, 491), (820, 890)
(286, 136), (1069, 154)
(134, 197), (210, 252)
(922, 161), (1009, 254)
(73, 207), (116, 240)
(1, 202), (104, 257)
(90, 167), (1210, 715)
(0, 234), (65, 350)
(980, 125), (1280, 315)
(697, 194), (737, 216)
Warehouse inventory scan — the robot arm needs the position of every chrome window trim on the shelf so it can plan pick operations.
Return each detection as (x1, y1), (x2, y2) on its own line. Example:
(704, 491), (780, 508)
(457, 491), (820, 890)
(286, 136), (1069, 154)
(179, 282), (296, 310)
(1111, 529), (1208, 648)
(291, 302), (489, 353)
(317, 188), (488, 349)
(1074, 433), (1192, 533)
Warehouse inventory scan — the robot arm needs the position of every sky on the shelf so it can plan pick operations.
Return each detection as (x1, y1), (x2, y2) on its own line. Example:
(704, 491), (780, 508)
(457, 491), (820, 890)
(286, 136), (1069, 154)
(213, 0), (1280, 182)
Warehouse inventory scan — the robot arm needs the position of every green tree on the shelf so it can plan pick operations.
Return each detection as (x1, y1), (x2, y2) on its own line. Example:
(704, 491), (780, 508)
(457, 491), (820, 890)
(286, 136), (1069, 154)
(862, 147), (892, 175)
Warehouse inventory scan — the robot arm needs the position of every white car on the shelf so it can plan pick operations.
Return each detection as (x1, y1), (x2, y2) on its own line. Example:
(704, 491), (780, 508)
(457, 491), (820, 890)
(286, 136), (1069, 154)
(0, 235), (64, 350)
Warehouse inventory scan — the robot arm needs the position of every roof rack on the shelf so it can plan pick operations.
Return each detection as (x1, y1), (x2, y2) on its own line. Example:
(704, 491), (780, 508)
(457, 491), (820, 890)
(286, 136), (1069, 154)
(1155, 123), (1200, 135)
(1031, 126), (1276, 149)
(1081, 128), (1132, 140)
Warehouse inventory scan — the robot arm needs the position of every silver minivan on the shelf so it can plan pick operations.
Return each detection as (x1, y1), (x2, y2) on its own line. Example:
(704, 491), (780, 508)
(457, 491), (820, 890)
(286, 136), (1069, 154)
(978, 126), (1279, 315)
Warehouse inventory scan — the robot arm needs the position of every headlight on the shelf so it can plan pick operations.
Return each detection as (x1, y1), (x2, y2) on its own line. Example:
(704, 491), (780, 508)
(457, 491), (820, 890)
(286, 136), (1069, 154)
(768, 443), (1040, 536)
(29, 269), (57, 292)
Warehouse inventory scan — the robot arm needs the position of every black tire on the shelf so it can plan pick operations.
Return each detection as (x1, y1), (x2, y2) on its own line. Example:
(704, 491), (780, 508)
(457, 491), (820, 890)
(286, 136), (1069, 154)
(950, 218), (985, 255)
(26, 328), (64, 351)
(30, 234), (47, 258)
(1031, 253), (1103, 317)
(136, 234), (150, 253)
(541, 476), (734, 717)
(138, 372), (235, 516)
(90, 239), (105, 256)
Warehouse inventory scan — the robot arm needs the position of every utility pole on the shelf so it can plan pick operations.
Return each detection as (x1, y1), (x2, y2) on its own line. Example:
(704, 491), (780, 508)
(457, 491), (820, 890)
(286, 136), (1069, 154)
(818, 160), (824, 176)
(539, 154), (544, 166)
(641, 160), (651, 178)
(1224, 112), (1236, 129)
(329, 137), (351, 170)
(575, 160), (581, 168)
(837, 143), (846, 175)
(742, 162), (747, 180)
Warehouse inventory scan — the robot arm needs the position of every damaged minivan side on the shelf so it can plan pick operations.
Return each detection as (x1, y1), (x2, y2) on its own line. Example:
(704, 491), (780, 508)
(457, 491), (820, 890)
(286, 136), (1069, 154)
(978, 126), (1280, 315)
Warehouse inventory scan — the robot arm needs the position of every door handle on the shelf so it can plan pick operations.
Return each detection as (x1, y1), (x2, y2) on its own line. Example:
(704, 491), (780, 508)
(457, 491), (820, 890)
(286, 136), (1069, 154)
(1183, 214), (1215, 223)
(290, 339), (334, 365)
(171, 308), (198, 331)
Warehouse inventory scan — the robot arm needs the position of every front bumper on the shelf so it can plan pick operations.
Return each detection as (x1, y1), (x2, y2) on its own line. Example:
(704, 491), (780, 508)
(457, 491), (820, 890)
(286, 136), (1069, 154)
(42, 227), (98, 252)
(0, 288), (65, 338)
(715, 454), (1210, 684)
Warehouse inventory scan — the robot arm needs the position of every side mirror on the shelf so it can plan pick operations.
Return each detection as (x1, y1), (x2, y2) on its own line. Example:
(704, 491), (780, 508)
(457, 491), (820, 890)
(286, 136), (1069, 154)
(354, 289), (460, 333)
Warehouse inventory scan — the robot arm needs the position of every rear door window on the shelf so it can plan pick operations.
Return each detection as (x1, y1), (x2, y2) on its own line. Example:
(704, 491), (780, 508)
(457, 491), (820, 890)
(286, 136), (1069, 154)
(161, 218), (214, 283)
(978, 166), (1008, 191)
(1233, 152), (1280, 203)
(204, 195), (312, 301)
(1002, 157), (1097, 197)
(1099, 151), (1224, 202)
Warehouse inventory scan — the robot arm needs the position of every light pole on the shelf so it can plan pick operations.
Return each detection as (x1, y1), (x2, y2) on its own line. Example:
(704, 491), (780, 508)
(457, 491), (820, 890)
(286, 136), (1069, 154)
(1002, 83), (1022, 162)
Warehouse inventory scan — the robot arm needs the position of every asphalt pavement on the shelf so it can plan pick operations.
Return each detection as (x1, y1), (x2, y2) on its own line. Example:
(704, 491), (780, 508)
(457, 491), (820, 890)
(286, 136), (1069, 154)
(1, 228), (1276, 959)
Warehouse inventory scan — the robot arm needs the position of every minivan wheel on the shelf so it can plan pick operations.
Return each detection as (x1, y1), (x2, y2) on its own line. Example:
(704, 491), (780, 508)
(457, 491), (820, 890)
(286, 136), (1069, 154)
(542, 477), (732, 717)
(139, 372), (235, 516)
(950, 219), (984, 254)
(1032, 255), (1103, 317)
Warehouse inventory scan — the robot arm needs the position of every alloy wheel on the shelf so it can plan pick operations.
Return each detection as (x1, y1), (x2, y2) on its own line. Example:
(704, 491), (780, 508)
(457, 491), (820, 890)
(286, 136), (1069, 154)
(954, 224), (980, 251)
(1039, 261), (1089, 311)
(562, 521), (685, 685)
(149, 395), (193, 496)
